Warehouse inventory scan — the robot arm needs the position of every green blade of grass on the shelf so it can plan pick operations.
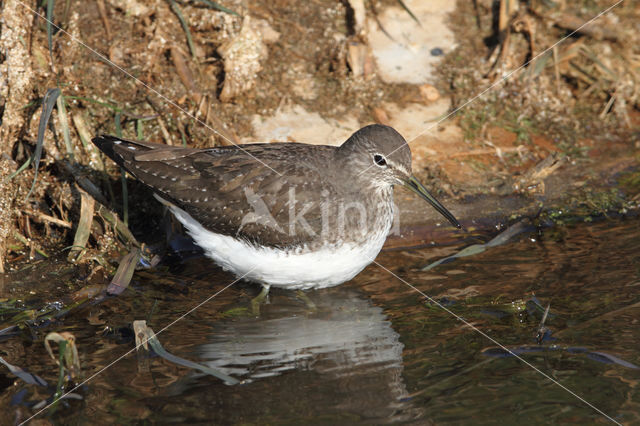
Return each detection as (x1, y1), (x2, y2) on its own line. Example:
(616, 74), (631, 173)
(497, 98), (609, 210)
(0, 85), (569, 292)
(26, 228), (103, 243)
(21, 98), (42, 110)
(133, 321), (240, 385)
(422, 220), (532, 271)
(580, 45), (617, 79)
(53, 340), (67, 405)
(178, 123), (188, 147)
(68, 190), (95, 262)
(13, 232), (48, 258)
(136, 119), (144, 140)
(120, 167), (128, 227)
(114, 112), (129, 226)
(114, 111), (123, 136)
(0, 356), (48, 387)
(525, 50), (552, 78)
(397, 0), (421, 27)
(56, 93), (74, 160)
(107, 249), (141, 295)
(62, 0), (71, 26)
(192, 0), (239, 16)
(46, 0), (55, 64)
(3, 156), (33, 183)
(26, 88), (61, 200)
(369, 1), (395, 42)
(167, 0), (197, 59)
(64, 95), (122, 112)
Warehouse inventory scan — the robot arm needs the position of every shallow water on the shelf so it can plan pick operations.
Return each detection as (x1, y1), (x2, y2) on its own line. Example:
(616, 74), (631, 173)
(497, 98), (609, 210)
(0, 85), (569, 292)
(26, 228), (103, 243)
(2, 217), (640, 424)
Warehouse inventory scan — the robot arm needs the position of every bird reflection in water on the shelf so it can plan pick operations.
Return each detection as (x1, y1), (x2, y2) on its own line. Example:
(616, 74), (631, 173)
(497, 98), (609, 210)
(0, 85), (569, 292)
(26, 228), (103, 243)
(185, 286), (423, 422)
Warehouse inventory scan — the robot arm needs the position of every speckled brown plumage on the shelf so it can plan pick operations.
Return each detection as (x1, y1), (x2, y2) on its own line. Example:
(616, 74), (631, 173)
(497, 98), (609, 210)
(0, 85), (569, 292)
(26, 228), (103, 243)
(92, 125), (415, 251)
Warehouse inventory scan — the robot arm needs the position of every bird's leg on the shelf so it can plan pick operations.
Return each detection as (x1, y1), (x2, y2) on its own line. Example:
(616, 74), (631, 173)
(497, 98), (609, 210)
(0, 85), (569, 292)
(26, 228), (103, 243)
(251, 284), (270, 316)
(295, 290), (317, 312)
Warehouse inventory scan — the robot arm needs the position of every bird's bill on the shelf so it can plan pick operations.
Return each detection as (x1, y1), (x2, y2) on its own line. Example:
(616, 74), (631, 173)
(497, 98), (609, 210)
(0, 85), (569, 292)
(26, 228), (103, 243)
(403, 175), (461, 229)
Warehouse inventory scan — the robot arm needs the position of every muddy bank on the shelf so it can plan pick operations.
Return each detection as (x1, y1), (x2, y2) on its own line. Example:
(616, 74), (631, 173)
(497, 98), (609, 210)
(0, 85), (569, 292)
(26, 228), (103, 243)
(389, 134), (640, 248)
(0, 0), (638, 271)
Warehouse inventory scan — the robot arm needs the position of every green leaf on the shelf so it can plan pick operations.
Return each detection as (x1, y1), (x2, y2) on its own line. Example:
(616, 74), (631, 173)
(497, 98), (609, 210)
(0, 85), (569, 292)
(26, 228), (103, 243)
(167, 0), (197, 59)
(26, 88), (61, 200)
(106, 249), (142, 295)
(133, 320), (240, 385)
(115, 112), (129, 225)
(46, 0), (55, 63)
(0, 356), (48, 387)
(192, 0), (239, 16)
(56, 94), (74, 160)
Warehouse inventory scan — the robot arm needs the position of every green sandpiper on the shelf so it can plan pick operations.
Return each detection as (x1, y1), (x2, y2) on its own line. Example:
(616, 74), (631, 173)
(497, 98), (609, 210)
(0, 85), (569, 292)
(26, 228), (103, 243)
(92, 124), (461, 291)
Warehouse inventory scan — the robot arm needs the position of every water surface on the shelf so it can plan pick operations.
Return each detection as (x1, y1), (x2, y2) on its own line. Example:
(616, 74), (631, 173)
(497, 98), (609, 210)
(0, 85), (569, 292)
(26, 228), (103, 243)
(1, 218), (639, 424)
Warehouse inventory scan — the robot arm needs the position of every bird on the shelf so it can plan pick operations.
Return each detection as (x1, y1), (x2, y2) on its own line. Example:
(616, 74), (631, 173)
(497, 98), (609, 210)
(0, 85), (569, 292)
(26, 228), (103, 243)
(92, 124), (461, 294)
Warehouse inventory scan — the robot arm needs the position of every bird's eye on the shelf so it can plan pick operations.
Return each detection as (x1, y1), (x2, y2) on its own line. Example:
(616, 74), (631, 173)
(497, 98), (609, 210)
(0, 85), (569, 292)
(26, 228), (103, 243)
(373, 154), (387, 167)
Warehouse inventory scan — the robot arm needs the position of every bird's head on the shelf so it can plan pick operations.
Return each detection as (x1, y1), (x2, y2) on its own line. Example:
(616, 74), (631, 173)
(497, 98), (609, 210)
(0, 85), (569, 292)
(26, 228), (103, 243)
(340, 124), (461, 228)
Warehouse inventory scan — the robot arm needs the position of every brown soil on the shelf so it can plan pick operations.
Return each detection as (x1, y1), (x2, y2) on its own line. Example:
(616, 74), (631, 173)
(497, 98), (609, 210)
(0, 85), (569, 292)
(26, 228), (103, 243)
(0, 0), (639, 271)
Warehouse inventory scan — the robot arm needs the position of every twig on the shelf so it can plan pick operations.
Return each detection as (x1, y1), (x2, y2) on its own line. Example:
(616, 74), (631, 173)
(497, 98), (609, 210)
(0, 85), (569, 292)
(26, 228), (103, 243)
(13, 231), (49, 258)
(554, 12), (618, 42)
(58, 160), (109, 205)
(170, 46), (200, 98)
(23, 209), (72, 228)
(146, 96), (174, 145)
(156, 115), (173, 146)
(96, 0), (112, 40)
(439, 147), (528, 158)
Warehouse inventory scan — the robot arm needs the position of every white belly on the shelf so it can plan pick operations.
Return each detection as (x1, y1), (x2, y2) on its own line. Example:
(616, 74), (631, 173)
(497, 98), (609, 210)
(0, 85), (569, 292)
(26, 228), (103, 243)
(169, 205), (390, 290)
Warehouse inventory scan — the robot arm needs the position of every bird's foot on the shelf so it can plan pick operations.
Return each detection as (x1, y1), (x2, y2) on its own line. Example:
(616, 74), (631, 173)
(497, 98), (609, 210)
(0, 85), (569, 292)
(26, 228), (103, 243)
(251, 285), (270, 316)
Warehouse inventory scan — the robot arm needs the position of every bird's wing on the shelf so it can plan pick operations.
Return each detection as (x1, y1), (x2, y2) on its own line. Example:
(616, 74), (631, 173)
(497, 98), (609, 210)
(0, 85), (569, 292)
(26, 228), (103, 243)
(92, 135), (334, 248)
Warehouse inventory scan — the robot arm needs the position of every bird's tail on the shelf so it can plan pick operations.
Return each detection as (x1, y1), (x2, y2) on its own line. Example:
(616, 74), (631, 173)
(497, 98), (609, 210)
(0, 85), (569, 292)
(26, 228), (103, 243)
(92, 135), (162, 169)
